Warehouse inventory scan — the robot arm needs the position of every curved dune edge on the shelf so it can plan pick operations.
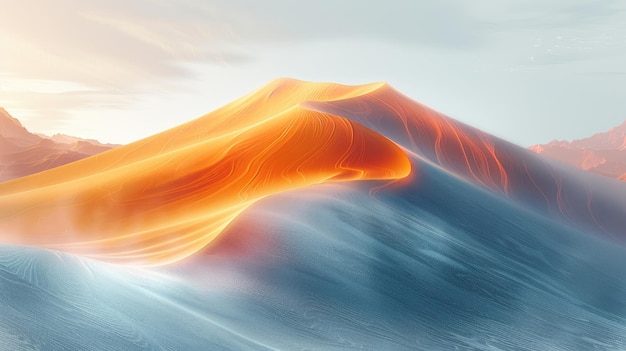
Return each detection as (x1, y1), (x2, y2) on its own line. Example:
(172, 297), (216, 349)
(0, 79), (411, 266)
(300, 84), (512, 194)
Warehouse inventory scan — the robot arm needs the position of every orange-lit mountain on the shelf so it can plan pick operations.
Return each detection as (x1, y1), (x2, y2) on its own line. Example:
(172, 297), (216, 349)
(529, 120), (626, 181)
(0, 80), (411, 265)
(0, 108), (118, 182)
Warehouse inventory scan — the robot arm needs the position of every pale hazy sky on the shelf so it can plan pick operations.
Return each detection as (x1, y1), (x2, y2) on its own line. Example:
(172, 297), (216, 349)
(1, 0), (625, 146)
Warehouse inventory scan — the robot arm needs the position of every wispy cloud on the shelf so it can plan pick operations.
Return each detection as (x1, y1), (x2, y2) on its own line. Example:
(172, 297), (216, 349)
(0, 0), (252, 88)
(0, 0), (485, 91)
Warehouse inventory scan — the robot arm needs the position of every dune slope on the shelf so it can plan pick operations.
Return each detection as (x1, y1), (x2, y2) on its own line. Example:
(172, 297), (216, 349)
(3, 156), (626, 350)
(302, 84), (626, 239)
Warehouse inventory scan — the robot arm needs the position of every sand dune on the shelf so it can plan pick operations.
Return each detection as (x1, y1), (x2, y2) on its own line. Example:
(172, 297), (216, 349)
(0, 80), (410, 265)
(3, 80), (626, 350)
(299, 83), (626, 240)
(1, 78), (625, 267)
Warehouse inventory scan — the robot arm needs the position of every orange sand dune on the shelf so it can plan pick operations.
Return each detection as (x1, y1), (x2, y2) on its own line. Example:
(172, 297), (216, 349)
(0, 79), (411, 266)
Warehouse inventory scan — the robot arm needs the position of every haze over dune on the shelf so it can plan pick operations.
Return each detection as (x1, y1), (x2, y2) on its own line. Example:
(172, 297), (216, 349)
(530, 121), (626, 181)
(0, 108), (118, 182)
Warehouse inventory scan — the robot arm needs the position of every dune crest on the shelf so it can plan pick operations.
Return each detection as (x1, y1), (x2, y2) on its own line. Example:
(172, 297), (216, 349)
(0, 79), (411, 266)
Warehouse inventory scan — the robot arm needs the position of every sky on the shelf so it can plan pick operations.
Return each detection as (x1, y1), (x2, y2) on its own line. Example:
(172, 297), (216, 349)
(1, 0), (625, 146)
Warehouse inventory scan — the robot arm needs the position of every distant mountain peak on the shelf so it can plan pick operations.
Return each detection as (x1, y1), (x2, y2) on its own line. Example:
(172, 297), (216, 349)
(0, 107), (32, 139)
(0, 110), (118, 182)
(0, 107), (21, 125)
(530, 119), (626, 180)
(610, 119), (626, 129)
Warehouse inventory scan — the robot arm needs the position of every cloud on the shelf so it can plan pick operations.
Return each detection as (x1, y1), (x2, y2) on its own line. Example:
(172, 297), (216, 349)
(0, 0), (253, 89)
(0, 1), (489, 87)
(2, 0), (623, 90)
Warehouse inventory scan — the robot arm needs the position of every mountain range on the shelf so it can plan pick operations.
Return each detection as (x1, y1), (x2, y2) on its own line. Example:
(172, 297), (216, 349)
(529, 120), (626, 181)
(0, 107), (118, 182)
